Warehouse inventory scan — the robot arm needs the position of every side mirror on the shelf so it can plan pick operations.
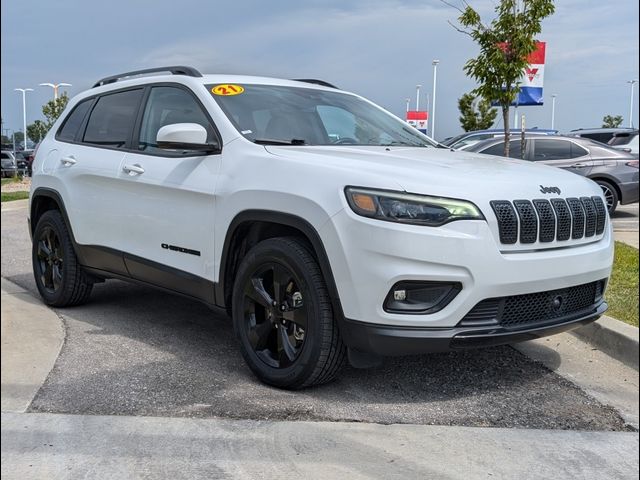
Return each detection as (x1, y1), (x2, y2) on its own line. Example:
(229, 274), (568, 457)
(156, 123), (220, 153)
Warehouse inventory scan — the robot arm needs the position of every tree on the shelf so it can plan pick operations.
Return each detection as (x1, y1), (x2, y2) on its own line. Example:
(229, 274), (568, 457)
(42, 93), (70, 129)
(602, 115), (623, 128)
(458, 93), (498, 131)
(448, 0), (555, 156)
(27, 120), (49, 144)
(13, 131), (24, 145)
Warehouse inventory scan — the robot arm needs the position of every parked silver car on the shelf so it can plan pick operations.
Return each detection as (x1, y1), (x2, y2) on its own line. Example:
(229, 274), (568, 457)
(465, 135), (639, 214)
(1, 150), (18, 178)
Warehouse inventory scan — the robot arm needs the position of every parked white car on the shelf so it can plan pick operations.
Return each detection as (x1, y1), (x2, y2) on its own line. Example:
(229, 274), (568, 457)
(29, 66), (613, 388)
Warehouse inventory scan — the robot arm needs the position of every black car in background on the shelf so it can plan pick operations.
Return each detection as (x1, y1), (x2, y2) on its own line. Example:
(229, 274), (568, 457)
(465, 135), (639, 214)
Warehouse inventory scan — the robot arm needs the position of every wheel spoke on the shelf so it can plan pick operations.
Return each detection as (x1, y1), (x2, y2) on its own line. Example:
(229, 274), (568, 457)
(52, 264), (63, 290)
(282, 307), (307, 328)
(37, 239), (51, 259)
(42, 264), (53, 288)
(247, 314), (273, 350)
(278, 325), (297, 363)
(246, 277), (273, 308)
(271, 264), (290, 304)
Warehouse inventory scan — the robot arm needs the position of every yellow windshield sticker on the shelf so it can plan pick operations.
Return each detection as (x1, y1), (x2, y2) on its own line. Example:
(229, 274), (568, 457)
(211, 84), (244, 96)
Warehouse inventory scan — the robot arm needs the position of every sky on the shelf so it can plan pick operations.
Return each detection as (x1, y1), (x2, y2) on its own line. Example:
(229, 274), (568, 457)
(1, 0), (638, 142)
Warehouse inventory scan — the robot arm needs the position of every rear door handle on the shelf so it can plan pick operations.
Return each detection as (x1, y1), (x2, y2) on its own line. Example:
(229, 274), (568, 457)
(60, 155), (76, 166)
(573, 163), (588, 168)
(123, 163), (145, 175)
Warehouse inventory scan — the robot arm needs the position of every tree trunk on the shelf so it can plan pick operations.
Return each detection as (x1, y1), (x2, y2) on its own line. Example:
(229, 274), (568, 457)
(502, 104), (510, 157)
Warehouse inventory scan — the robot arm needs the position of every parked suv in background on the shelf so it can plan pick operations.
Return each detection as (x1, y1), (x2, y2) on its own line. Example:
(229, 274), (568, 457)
(566, 127), (635, 144)
(608, 130), (639, 155)
(465, 135), (639, 214)
(29, 66), (613, 389)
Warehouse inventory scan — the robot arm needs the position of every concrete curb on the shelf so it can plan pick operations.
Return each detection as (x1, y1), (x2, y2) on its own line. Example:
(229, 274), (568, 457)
(572, 315), (639, 371)
(1, 278), (64, 412)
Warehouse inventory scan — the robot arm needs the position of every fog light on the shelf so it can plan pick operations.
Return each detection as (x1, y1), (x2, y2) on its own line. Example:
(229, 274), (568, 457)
(384, 281), (462, 314)
(393, 289), (407, 301)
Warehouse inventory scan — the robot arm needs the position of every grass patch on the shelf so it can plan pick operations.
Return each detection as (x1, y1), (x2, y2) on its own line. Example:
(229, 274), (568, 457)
(1, 177), (22, 186)
(606, 241), (639, 327)
(1, 191), (29, 202)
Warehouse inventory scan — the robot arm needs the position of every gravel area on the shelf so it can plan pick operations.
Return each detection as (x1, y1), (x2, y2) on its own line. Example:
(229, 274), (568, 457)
(21, 278), (626, 431)
(1, 177), (31, 192)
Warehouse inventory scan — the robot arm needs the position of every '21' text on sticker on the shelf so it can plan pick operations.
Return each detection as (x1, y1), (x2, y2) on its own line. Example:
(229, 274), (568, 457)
(211, 84), (244, 96)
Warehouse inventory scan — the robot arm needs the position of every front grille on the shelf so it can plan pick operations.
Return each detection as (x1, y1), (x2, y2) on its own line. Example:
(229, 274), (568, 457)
(458, 280), (606, 329)
(492, 196), (607, 245)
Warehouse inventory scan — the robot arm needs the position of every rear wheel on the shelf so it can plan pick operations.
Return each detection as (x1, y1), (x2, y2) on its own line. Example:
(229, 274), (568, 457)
(32, 210), (94, 307)
(232, 237), (345, 389)
(596, 180), (619, 215)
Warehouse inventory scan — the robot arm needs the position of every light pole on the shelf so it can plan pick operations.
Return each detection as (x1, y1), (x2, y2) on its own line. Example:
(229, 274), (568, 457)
(14, 88), (33, 149)
(405, 98), (410, 114)
(431, 60), (440, 139)
(415, 85), (421, 112)
(551, 94), (557, 130)
(627, 80), (638, 128)
(39, 82), (72, 100)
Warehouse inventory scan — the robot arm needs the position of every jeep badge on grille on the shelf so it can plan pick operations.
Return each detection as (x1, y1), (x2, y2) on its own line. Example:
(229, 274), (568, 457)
(540, 185), (561, 195)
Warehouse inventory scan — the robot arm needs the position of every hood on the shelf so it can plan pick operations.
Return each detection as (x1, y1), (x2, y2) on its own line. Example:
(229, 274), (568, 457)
(264, 145), (602, 203)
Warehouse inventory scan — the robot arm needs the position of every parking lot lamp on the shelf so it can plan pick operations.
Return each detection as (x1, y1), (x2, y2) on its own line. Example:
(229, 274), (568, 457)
(431, 60), (440, 139)
(415, 85), (422, 112)
(551, 94), (557, 130)
(628, 80), (638, 128)
(14, 88), (33, 149)
(39, 82), (72, 100)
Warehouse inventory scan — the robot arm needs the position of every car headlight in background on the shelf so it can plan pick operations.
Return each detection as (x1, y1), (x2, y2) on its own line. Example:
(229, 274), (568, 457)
(345, 187), (484, 226)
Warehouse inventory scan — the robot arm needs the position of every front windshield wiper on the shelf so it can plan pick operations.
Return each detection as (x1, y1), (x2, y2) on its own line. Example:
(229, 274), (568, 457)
(381, 141), (429, 147)
(253, 138), (307, 146)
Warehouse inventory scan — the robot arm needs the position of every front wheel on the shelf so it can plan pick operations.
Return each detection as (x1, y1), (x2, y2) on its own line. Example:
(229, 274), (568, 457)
(596, 180), (619, 215)
(232, 237), (345, 389)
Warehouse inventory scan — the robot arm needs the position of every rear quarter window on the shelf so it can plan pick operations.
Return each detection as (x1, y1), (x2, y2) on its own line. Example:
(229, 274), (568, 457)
(57, 99), (93, 142)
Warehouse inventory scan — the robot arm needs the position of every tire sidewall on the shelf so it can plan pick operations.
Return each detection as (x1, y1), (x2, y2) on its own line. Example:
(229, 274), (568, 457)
(232, 240), (328, 388)
(597, 180), (618, 214)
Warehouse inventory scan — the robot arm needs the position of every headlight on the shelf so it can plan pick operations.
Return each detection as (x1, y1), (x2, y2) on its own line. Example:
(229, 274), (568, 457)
(345, 187), (484, 226)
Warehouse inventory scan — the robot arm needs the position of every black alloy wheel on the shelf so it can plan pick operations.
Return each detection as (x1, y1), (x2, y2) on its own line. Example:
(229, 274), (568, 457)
(242, 263), (307, 369)
(232, 237), (345, 389)
(35, 225), (64, 294)
(32, 210), (94, 307)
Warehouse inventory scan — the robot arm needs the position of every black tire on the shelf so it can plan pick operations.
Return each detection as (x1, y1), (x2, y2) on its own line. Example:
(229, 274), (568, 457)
(232, 237), (345, 389)
(596, 180), (619, 215)
(32, 210), (94, 307)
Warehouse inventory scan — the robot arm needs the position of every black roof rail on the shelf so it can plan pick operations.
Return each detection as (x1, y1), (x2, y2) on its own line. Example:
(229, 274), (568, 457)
(292, 79), (338, 89)
(92, 66), (203, 88)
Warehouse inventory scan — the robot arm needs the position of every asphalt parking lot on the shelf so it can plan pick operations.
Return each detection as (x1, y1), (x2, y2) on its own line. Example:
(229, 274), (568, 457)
(0, 201), (634, 431)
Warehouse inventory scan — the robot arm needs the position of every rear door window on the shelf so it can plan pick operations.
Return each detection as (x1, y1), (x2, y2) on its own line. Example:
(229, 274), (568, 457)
(532, 139), (572, 161)
(83, 89), (143, 148)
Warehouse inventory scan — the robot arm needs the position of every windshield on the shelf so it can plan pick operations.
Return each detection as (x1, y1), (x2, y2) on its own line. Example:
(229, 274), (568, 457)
(209, 84), (436, 147)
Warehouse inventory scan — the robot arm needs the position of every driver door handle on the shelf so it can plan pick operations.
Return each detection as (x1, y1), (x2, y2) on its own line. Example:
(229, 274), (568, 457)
(123, 163), (145, 175)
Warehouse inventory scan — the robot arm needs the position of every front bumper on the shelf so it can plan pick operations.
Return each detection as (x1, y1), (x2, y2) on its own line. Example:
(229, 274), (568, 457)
(320, 209), (614, 329)
(342, 301), (607, 355)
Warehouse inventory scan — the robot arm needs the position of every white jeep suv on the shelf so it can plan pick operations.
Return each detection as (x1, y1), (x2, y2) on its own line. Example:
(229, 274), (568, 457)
(29, 66), (613, 389)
